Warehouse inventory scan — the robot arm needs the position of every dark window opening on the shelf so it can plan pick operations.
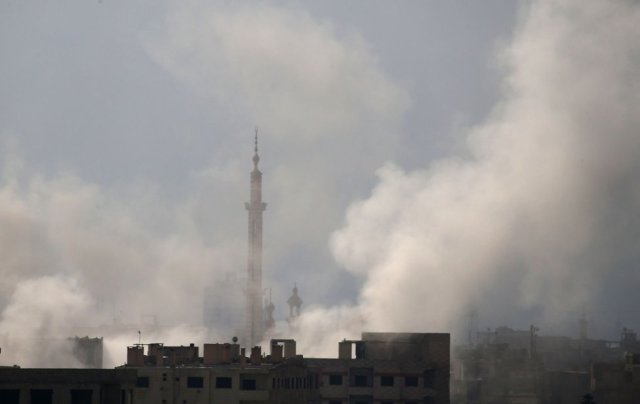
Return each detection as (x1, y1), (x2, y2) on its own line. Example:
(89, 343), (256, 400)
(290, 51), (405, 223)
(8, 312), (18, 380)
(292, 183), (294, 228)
(329, 374), (343, 385)
(405, 376), (419, 387)
(215, 377), (232, 389)
(424, 369), (436, 388)
(30, 389), (53, 404)
(354, 375), (368, 387)
(0, 390), (20, 404)
(135, 376), (150, 388)
(380, 375), (394, 387)
(349, 396), (372, 404)
(350, 368), (373, 387)
(70, 390), (92, 404)
(241, 379), (257, 390)
(329, 401), (342, 404)
(187, 376), (203, 388)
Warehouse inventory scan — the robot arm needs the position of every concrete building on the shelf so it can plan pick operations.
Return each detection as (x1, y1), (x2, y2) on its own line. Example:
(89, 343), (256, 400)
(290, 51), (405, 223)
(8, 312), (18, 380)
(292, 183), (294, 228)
(123, 332), (450, 404)
(591, 353), (640, 403)
(0, 336), (103, 368)
(203, 273), (245, 342)
(71, 337), (104, 368)
(453, 325), (640, 404)
(0, 368), (136, 404)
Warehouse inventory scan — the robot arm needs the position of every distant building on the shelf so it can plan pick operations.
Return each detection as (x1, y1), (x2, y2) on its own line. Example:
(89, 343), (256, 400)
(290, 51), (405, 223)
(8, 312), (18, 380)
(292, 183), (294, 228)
(203, 273), (245, 341)
(286, 284), (303, 321)
(0, 336), (103, 368)
(70, 336), (103, 368)
(591, 353), (640, 403)
(453, 325), (640, 404)
(123, 332), (450, 404)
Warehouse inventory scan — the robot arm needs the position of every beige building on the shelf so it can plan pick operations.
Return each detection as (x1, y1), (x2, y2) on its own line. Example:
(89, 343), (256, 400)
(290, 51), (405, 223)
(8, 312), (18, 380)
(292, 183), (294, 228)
(124, 332), (450, 404)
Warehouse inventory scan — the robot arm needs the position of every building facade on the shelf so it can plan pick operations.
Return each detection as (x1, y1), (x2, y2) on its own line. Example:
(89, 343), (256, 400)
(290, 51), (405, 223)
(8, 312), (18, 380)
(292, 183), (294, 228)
(124, 332), (450, 404)
(0, 368), (136, 404)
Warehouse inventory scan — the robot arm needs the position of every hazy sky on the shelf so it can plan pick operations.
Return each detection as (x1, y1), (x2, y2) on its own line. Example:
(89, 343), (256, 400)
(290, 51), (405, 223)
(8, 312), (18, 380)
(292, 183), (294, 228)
(2, 0), (640, 365)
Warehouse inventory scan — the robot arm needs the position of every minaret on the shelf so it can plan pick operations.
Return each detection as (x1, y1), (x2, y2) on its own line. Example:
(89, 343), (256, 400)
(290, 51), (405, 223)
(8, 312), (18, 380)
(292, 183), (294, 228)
(245, 129), (266, 347)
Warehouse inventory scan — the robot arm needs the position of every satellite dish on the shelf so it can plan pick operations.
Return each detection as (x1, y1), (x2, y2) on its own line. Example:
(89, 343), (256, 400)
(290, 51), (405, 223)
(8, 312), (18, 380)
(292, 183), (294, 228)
(232, 336), (238, 343)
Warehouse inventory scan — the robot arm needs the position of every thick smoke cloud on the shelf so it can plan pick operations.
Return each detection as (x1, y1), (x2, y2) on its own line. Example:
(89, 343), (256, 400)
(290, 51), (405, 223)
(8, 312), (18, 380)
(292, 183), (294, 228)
(0, 1), (408, 366)
(321, 0), (640, 346)
(145, 2), (410, 308)
(0, 168), (221, 366)
(1, 0), (638, 367)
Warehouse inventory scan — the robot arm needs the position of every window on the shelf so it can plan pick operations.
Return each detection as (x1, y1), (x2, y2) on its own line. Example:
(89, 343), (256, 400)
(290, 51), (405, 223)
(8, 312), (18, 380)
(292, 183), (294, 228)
(424, 369), (436, 388)
(30, 390), (53, 404)
(380, 375), (394, 387)
(329, 374), (343, 385)
(354, 375), (368, 387)
(70, 390), (92, 404)
(0, 390), (19, 404)
(405, 376), (418, 387)
(349, 396), (372, 404)
(215, 377), (232, 389)
(135, 377), (150, 388)
(241, 379), (257, 390)
(350, 368), (373, 387)
(187, 377), (203, 388)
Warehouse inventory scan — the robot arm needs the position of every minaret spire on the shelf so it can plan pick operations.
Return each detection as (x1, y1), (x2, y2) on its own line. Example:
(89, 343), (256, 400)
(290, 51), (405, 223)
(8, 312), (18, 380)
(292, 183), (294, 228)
(246, 129), (266, 347)
(253, 127), (260, 169)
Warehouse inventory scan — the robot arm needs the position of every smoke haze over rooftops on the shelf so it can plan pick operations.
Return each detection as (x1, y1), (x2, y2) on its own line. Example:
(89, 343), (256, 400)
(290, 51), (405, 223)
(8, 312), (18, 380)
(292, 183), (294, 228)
(0, 0), (639, 365)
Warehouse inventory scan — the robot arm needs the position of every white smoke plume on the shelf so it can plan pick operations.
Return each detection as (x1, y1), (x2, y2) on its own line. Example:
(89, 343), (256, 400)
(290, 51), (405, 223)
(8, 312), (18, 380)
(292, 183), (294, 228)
(0, 1), (408, 366)
(310, 0), (640, 348)
(1, 0), (639, 367)
(0, 167), (220, 366)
